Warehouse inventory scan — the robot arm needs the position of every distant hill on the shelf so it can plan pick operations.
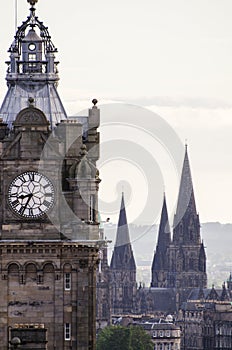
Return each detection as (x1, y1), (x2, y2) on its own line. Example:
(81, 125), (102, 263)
(104, 222), (232, 288)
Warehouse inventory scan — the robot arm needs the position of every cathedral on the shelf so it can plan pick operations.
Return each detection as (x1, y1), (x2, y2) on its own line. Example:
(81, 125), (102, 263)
(104, 145), (232, 322)
(107, 146), (208, 316)
(0, 1), (101, 349)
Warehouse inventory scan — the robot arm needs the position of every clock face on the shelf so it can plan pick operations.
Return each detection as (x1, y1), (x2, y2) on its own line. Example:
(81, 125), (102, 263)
(8, 171), (55, 218)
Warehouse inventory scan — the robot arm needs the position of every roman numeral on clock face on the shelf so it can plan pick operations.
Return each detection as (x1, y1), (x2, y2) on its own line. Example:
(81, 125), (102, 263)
(45, 192), (52, 197)
(11, 199), (19, 207)
(18, 175), (26, 183)
(28, 208), (34, 216)
(43, 200), (51, 208)
(18, 206), (25, 215)
(28, 172), (35, 181)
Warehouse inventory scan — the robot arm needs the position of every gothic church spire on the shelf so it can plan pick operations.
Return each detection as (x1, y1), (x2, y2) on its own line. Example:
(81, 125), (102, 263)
(110, 193), (136, 314)
(174, 145), (197, 228)
(115, 192), (131, 247)
(110, 193), (136, 269)
(173, 146), (200, 244)
(151, 194), (171, 287)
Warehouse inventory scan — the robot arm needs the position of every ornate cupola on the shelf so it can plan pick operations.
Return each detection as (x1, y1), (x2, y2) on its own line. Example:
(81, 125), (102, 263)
(1, 0), (67, 129)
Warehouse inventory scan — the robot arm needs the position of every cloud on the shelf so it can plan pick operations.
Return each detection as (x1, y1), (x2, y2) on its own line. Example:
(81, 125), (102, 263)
(113, 96), (232, 110)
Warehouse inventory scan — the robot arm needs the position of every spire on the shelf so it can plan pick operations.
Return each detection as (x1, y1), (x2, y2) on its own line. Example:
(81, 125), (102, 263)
(220, 282), (230, 301)
(110, 193), (136, 270)
(174, 145), (197, 228)
(151, 195), (171, 287)
(207, 285), (219, 301)
(115, 193), (130, 247)
(227, 272), (232, 291)
(199, 242), (206, 272)
(156, 194), (171, 251)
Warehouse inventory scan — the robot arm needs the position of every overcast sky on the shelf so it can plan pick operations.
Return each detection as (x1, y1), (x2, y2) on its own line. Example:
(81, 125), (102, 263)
(0, 0), (232, 224)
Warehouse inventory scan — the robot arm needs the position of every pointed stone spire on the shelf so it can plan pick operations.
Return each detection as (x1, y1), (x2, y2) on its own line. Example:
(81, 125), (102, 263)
(110, 193), (136, 269)
(173, 145), (201, 245)
(199, 242), (206, 272)
(115, 192), (130, 247)
(207, 285), (219, 301)
(110, 193), (136, 314)
(156, 194), (171, 252)
(169, 144), (207, 295)
(151, 194), (171, 287)
(220, 282), (230, 301)
(174, 145), (197, 228)
(227, 272), (232, 291)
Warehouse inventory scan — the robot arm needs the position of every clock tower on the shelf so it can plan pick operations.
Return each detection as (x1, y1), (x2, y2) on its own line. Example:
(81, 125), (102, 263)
(0, 1), (101, 349)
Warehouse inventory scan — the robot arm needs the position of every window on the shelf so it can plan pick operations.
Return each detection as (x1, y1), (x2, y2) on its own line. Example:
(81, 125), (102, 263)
(28, 53), (36, 67)
(65, 323), (71, 340)
(65, 273), (71, 290)
(159, 331), (163, 337)
(166, 330), (170, 337)
(28, 53), (36, 62)
(90, 195), (95, 222)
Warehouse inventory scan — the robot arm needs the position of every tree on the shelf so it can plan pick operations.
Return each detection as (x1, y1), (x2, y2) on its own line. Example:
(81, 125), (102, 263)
(96, 325), (154, 350)
(130, 326), (154, 350)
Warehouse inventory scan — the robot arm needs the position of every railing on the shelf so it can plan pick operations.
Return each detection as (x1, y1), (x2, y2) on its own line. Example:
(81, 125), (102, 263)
(6, 61), (59, 74)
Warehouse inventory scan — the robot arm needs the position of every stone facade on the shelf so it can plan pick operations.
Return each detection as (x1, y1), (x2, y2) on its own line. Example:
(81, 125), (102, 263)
(96, 224), (111, 330)
(151, 323), (181, 350)
(0, 2), (101, 349)
(177, 296), (232, 350)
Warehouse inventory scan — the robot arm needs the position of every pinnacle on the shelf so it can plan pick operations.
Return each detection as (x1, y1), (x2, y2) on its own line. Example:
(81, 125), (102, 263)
(174, 146), (197, 227)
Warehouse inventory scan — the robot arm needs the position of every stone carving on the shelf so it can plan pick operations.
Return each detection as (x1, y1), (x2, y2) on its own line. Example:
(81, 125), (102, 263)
(14, 107), (49, 126)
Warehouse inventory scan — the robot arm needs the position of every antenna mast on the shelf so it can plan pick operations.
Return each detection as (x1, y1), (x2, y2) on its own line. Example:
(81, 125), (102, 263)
(15, 0), (18, 32)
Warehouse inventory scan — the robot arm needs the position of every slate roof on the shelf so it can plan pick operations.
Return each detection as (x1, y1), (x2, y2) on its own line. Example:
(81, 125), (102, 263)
(137, 287), (176, 313)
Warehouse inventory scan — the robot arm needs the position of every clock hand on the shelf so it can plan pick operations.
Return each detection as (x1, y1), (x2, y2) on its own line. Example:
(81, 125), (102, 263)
(18, 193), (33, 200)
(21, 193), (33, 213)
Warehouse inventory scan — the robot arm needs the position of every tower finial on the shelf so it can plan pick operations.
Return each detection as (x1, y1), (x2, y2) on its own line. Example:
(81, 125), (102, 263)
(27, 0), (38, 6)
(27, 0), (38, 15)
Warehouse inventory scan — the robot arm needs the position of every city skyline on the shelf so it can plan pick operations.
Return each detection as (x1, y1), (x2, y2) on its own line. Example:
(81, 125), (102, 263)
(0, 0), (231, 223)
